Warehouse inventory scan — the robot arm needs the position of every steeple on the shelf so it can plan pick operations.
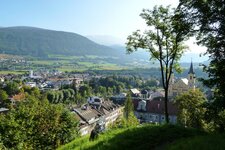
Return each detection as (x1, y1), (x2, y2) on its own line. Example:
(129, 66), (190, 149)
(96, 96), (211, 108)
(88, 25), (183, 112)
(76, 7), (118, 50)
(188, 60), (196, 89)
(188, 61), (195, 74)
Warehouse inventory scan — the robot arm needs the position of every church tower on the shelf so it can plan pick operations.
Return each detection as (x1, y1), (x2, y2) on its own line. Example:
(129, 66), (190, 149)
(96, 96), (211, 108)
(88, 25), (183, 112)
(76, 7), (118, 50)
(188, 61), (195, 89)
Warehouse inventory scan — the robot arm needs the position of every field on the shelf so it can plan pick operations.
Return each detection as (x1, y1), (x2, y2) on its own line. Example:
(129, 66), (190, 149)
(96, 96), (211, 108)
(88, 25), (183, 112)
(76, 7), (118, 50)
(0, 70), (26, 75)
(0, 54), (205, 77)
(0, 54), (134, 74)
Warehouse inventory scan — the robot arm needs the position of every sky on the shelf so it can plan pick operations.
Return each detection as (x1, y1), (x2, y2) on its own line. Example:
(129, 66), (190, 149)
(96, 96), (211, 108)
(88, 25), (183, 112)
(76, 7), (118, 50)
(0, 0), (205, 53)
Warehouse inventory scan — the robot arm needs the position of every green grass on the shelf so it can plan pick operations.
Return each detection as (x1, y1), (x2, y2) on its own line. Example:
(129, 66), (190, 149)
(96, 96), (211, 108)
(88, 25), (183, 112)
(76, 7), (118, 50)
(0, 70), (26, 75)
(58, 124), (207, 150)
(167, 134), (225, 150)
(48, 54), (83, 60)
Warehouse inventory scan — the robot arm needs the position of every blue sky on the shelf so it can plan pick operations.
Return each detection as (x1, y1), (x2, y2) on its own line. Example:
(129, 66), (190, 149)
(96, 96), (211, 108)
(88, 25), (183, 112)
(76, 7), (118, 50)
(0, 0), (178, 39)
(0, 0), (205, 53)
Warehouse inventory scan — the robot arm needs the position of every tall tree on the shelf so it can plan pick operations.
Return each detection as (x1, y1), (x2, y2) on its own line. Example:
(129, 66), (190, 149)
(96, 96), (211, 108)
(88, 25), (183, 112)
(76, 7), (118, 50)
(124, 92), (134, 120)
(126, 5), (191, 123)
(178, 0), (225, 130)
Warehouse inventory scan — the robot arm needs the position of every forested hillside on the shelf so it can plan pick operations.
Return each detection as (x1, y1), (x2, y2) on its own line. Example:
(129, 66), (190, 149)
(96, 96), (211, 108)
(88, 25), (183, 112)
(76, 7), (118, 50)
(0, 27), (117, 57)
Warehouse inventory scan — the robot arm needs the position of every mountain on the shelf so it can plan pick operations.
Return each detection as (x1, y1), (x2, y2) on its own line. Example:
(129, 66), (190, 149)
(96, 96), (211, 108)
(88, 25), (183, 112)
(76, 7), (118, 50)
(109, 45), (209, 63)
(86, 35), (125, 46)
(0, 26), (117, 57)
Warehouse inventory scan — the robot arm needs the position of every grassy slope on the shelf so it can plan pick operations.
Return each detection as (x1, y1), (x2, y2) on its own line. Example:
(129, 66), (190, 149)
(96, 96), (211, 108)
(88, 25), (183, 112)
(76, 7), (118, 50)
(58, 124), (218, 150)
(167, 134), (225, 150)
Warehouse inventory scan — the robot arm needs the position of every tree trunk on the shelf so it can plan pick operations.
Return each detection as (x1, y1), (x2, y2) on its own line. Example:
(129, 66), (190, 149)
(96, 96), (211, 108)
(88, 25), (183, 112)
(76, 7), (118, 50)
(164, 88), (169, 123)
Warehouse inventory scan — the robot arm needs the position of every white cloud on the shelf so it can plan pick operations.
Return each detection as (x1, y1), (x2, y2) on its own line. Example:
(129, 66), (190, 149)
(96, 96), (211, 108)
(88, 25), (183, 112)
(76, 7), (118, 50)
(185, 37), (207, 54)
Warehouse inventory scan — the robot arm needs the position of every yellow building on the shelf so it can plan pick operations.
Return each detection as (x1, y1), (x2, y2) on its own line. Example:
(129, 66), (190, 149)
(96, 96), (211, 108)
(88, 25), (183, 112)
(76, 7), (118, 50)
(168, 62), (195, 98)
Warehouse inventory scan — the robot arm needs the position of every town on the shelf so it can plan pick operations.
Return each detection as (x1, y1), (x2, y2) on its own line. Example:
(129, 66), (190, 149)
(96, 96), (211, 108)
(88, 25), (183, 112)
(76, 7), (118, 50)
(0, 62), (213, 137)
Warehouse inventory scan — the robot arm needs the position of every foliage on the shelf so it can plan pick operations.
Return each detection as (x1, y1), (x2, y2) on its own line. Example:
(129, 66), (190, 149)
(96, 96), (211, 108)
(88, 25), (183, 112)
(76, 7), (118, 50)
(47, 88), (75, 104)
(79, 85), (91, 97)
(3, 81), (20, 96)
(122, 113), (139, 128)
(22, 86), (41, 97)
(0, 97), (79, 149)
(0, 90), (8, 102)
(178, 0), (225, 131)
(175, 89), (207, 129)
(126, 5), (191, 123)
(124, 92), (134, 119)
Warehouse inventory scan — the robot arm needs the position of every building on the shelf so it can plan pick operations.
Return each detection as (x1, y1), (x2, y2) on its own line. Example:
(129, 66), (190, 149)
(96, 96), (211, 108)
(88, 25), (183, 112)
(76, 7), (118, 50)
(0, 108), (9, 114)
(73, 97), (123, 136)
(133, 99), (177, 124)
(168, 62), (196, 98)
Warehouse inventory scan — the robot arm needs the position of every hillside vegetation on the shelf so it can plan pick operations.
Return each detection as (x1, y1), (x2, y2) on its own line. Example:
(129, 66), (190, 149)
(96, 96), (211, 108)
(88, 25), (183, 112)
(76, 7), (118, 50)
(58, 125), (225, 150)
(0, 27), (117, 57)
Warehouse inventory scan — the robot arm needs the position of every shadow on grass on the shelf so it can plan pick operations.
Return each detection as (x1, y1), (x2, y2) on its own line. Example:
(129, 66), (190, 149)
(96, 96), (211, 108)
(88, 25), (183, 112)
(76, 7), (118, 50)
(85, 125), (206, 150)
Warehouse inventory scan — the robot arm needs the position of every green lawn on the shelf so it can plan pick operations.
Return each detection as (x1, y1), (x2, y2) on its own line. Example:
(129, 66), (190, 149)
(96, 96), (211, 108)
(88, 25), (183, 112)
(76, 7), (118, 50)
(58, 124), (216, 150)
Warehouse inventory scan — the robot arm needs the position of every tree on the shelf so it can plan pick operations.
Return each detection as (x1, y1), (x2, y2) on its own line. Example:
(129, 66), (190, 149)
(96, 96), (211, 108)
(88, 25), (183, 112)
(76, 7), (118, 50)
(58, 91), (64, 103)
(178, 0), (225, 131)
(0, 90), (8, 102)
(0, 97), (79, 149)
(0, 90), (9, 107)
(47, 92), (55, 103)
(79, 85), (91, 97)
(175, 89), (206, 129)
(98, 86), (107, 97)
(63, 89), (71, 100)
(4, 81), (20, 96)
(126, 5), (191, 123)
(124, 92), (134, 120)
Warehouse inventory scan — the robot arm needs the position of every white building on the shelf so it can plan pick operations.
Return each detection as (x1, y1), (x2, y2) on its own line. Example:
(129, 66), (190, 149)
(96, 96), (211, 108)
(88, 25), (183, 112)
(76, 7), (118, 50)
(168, 62), (196, 98)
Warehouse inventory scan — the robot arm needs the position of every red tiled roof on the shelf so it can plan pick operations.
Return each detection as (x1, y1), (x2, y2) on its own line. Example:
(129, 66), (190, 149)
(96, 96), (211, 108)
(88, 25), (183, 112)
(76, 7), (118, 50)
(11, 93), (26, 101)
(133, 99), (178, 115)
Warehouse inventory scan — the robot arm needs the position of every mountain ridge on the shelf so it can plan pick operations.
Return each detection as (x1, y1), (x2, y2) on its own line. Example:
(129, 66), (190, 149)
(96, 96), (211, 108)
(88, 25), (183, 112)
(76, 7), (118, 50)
(0, 26), (118, 57)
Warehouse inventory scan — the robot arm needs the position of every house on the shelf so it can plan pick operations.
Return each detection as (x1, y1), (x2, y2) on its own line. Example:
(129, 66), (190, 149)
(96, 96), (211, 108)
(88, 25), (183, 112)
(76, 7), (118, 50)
(0, 77), (4, 82)
(73, 97), (122, 136)
(72, 78), (83, 88)
(140, 90), (151, 99)
(150, 90), (164, 99)
(0, 107), (9, 114)
(73, 105), (103, 136)
(9, 93), (26, 105)
(25, 82), (37, 87)
(168, 62), (196, 98)
(133, 99), (177, 124)
(110, 93), (127, 105)
(130, 88), (141, 97)
(99, 100), (123, 127)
